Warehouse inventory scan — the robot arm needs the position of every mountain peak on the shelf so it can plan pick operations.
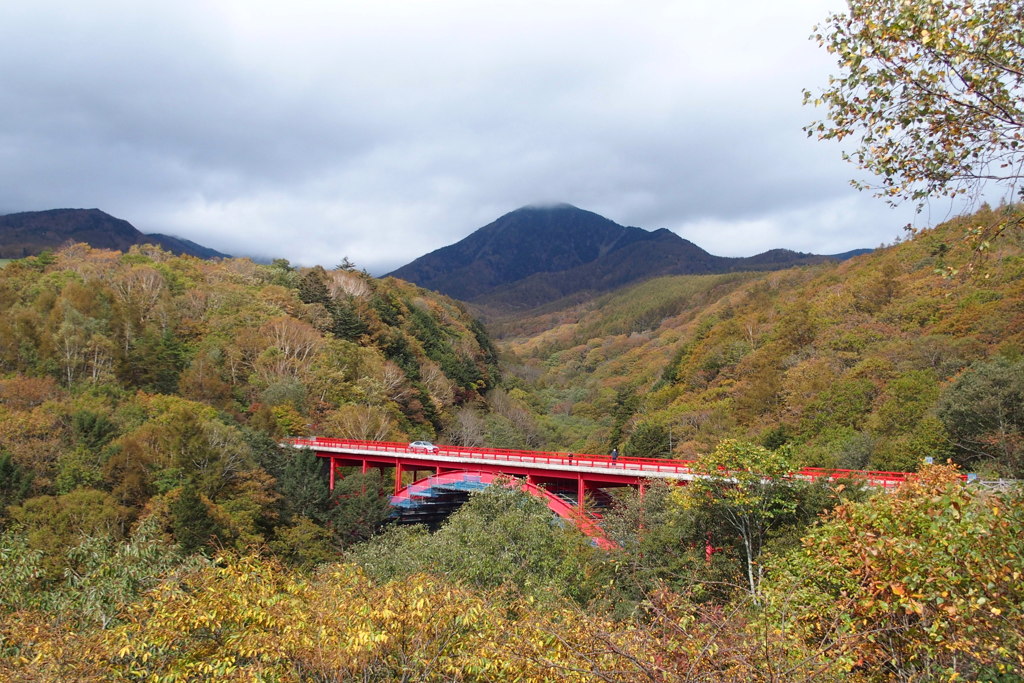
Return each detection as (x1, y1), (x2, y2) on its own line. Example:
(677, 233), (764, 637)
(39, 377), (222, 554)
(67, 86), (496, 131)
(0, 208), (229, 260)
(387, 205), (695, 302)
(387, 205), (869, 312)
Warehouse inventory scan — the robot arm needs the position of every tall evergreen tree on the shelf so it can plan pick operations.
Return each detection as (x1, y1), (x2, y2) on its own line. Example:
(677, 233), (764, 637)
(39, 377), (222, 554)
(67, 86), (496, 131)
(328, 298), (368, 341)
(170, 483), (220, 555)
(322, 469), (392, 548)
(0, 452), (32, 525)
(626, 422), (671, 458)
(298, 268), (330, 305)
(276, 448), (331, 523)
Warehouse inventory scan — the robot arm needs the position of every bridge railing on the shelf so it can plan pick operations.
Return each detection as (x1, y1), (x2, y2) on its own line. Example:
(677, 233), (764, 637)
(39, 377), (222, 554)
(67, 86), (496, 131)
(287, 437), (701, 475)
(791, 467), (910, 489)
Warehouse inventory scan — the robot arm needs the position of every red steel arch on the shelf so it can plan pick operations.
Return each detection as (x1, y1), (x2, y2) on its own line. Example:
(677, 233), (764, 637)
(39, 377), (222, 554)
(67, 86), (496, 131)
(392, 470), (613, 548)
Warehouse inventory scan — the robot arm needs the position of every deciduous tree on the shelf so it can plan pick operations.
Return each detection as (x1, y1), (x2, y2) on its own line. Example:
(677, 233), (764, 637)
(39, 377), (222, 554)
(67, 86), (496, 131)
(807, 0), (1024, 216)
(352, 484), (603, 604)
(762, 464), (1024, 680)
(937, 355), (1024, 475)
(684, 440), (801, 598)
(321, 403), (400, 442)
(8, 488), (132, 580)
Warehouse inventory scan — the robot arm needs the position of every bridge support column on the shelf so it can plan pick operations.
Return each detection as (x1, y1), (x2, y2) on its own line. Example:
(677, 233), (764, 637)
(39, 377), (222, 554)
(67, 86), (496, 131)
(361, 459), (369, 474)
(577, 475), (585, 514)
(329, 456), (336, 491)
(395, 463), (404, 495)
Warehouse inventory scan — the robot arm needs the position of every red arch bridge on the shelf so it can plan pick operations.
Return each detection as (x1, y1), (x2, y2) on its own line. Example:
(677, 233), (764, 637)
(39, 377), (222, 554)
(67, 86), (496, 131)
(286, 438), (911, 548)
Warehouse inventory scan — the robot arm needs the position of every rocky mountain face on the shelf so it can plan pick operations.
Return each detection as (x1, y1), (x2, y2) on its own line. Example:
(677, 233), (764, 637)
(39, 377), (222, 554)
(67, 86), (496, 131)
(0, 208), (229, 259)
(387, 204), (867, 311)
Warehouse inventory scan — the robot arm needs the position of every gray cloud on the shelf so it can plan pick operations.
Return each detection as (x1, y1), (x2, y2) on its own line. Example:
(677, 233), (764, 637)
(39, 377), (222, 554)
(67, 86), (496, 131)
(0, 0), (950, 275)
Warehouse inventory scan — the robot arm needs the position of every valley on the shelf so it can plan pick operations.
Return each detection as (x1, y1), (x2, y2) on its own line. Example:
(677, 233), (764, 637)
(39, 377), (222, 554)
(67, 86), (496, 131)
(0, 204), (1021, 680)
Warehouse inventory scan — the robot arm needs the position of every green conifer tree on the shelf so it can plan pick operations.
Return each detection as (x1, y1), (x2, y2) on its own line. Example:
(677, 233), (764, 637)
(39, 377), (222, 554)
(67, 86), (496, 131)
(170, 483), (220, 555)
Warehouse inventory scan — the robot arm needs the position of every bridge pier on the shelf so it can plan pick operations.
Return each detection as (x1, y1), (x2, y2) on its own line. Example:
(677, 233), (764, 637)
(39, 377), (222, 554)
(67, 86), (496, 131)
(328, 458), (411, 495)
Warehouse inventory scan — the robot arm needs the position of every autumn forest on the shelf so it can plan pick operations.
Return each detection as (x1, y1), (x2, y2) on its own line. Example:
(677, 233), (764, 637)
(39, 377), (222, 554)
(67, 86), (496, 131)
(0, 194), (1021, 681)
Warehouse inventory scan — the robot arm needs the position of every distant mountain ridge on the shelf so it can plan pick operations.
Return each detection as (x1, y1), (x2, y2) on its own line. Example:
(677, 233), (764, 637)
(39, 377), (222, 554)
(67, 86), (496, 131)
(0, 208), (229, 260)
(387, 204), (869, 310)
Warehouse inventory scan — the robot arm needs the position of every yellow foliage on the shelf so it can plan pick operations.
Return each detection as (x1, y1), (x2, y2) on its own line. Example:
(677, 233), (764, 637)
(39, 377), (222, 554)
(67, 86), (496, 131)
(0, 554), (758, 681)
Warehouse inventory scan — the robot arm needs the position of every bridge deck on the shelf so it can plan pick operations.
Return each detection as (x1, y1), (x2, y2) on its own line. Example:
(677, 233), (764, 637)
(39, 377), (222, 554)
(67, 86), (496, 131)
(286, 437), (912, 489)
(294, 443), (697, 480)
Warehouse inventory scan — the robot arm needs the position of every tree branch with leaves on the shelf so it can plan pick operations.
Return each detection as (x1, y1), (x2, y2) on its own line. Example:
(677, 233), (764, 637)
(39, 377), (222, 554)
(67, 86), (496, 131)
(806, 0), (1024, 263)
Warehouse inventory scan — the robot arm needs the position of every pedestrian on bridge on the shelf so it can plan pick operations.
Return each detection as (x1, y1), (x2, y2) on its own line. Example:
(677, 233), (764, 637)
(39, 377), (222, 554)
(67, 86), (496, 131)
(611, 447), (618, 464)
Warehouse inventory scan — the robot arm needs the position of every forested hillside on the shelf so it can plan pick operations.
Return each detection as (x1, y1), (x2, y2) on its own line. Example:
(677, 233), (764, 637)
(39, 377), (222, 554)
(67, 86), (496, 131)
(0, 243), (497, 563)
(1, 228), (1022, 681)
(498, 205), (1024, 478)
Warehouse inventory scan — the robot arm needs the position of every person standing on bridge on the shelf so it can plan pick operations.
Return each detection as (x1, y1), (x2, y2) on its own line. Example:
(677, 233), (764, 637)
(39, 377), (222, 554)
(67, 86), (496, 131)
(611, 447), (618, 464)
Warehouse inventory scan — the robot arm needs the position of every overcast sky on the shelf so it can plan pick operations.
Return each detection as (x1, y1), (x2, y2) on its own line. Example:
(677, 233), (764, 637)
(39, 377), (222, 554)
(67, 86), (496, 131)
(1, 0), (964, 274)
